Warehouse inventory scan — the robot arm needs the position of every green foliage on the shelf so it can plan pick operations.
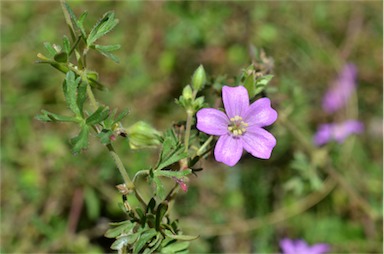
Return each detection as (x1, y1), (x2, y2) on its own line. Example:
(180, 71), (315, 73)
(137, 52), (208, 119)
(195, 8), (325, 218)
(105, 198), (197, 253)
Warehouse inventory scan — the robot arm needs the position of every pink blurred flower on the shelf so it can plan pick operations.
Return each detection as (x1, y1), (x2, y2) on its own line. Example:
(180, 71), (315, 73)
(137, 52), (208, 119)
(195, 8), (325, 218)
(322, 63), (357, 113)
(280, 238), (330, 254)
(196, 86), (277, 167)
(314, 120), (364, 146)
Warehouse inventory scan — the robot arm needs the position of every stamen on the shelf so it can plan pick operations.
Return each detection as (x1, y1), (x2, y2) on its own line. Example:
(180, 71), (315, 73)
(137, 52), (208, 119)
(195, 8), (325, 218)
(227, 115), (248, 136)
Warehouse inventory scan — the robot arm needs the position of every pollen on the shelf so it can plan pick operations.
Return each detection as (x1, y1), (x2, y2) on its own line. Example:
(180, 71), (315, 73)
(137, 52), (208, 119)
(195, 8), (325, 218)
(227, 115), (248, 136)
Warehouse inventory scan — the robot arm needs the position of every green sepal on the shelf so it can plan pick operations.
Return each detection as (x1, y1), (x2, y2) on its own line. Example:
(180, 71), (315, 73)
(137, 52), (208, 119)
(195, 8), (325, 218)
(54, 52), (68, 63)
(88, 76), (108, 91)
(70, 124), (90, 154)
(94, 44), (121, 63)
(87, 11), (119, 46)
(86, 106), (110, 125)
(35, 110), (79, 123)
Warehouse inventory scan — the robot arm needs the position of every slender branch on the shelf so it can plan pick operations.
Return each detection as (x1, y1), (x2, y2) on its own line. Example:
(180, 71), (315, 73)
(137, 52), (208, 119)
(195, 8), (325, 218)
(106, 144), (134, 190)
(196, 136), (213, 157)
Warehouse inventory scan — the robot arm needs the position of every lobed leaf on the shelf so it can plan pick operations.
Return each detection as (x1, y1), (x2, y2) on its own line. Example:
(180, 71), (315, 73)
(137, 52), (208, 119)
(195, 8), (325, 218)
(70, 124), (89, 154)
(87, 11), (119, 46)
(86, 106), (110, 125)
(35, 110), (79, 123)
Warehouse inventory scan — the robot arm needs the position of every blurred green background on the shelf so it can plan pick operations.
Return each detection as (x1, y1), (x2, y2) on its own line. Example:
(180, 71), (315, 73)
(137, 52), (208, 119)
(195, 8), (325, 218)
(1, 1), (382, 253)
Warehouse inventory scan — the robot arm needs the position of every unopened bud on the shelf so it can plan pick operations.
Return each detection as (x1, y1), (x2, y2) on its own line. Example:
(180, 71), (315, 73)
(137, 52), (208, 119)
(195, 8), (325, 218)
(191, 64), (207, 91)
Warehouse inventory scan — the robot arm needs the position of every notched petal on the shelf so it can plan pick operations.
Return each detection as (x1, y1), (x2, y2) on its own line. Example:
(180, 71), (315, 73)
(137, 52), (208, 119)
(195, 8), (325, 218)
(222, 86), (249, 119)
(244, 97), (277, 127)
(242, 127), (276, 159)
(196, 108), (228, 136)
(214, 135), (243, 167)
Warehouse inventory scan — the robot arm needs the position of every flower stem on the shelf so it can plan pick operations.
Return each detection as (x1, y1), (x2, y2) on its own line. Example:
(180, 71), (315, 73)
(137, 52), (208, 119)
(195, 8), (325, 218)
(106, 143), (134, 191)
(196, 136), (213, 157)
(184, 110), (193, 153)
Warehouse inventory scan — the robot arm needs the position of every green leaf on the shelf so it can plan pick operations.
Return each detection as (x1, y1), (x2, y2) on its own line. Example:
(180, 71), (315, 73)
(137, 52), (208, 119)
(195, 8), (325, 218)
(105, 220), (135, 238)
(86, 106), (109, 125)
(62, 35), (71, 54)
(243, 74), (256, 98)
(94, 44), (120, 63)
(146, 198), (157, 214)
(254, 74), (273, 95)
(87, 11), (119, 46)
(61, 2), (87, 39)
(161, 240), (190, 253)
(143, 233), (163, 254)
(155, 169), (192, 179)
(153, 177), (166, 200)
(84, 187), (100, 220)
(164, 230), (199, 241)
(97, 129), (114, 145)
(156, 202), (168, 231)
(43, 42), (56, 57)
(133, 228), (157, 254)
(35, 110), (79, 123)
(88, 77), (108, 91)
(76, 81), (87, 117)
(156, 130), (187, 170)
(63, 71), (81, 117)
(113, 108), (130, 125)
(70, 124), (89, 154)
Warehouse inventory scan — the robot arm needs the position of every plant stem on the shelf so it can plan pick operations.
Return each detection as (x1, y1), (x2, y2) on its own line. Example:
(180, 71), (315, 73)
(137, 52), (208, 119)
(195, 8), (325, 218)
(196, 136), (213, 157)
(106, 144), (134, 191)
(184, 110), (193, 153)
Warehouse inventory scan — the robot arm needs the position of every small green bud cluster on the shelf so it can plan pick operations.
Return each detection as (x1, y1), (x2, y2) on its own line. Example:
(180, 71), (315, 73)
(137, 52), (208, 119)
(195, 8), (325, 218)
(177, 65), (207, 113)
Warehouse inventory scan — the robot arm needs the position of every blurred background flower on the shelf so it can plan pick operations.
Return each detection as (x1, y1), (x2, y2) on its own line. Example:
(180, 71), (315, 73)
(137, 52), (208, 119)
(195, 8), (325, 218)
(1, 1), (382, 253)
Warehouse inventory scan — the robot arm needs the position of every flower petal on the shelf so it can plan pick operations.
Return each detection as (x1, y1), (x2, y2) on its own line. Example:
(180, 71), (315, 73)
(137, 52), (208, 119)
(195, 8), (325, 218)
(241, 127), (276, 159)
(313, 124), (332, 146)
(308, 243), (330, 254)
(244, 97), (278, 127)
(214, 135), (243, 167)
(196, 108), (229, 136)
(222, 86), (249, 119)
(279, 238), (296, 254)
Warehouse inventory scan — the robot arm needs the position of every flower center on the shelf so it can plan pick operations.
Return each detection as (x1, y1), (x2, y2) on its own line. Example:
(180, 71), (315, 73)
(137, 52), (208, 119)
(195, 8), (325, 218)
(227, 115), (248, 136)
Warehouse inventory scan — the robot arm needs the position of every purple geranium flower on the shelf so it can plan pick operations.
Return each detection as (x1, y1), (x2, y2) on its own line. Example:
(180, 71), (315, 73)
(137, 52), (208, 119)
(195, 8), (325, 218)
(196, 85), (278, 167)
(322, 63), (357, 113)
(280, 238), (330, 254)
(313, 120), (364, 146)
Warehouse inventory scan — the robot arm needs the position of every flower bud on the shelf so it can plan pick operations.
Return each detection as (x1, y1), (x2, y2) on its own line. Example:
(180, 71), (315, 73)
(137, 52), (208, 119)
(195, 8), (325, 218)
(127, 121), (161, 149)
(182, 85), (193, 100)
(191, 64), (206, 91)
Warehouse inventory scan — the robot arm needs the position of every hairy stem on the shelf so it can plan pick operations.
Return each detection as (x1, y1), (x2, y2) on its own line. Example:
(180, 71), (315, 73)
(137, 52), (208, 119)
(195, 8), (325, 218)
(106, 144), (134, 190)
(184, 110), (193, 153)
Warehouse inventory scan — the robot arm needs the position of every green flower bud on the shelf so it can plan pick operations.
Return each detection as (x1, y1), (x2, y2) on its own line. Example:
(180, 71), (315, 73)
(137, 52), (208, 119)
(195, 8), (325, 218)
(127, 121), (161, 149)
(182, 85), (193, 100)
(191, 64), (206, 91)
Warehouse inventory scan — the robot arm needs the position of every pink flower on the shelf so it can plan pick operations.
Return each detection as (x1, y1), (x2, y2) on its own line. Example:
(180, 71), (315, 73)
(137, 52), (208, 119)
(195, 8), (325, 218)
(280, 238), (330, 254)
(322, 63), (357, 113)
(196, 86), (278, 167)
(313, 120), (364, 146)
